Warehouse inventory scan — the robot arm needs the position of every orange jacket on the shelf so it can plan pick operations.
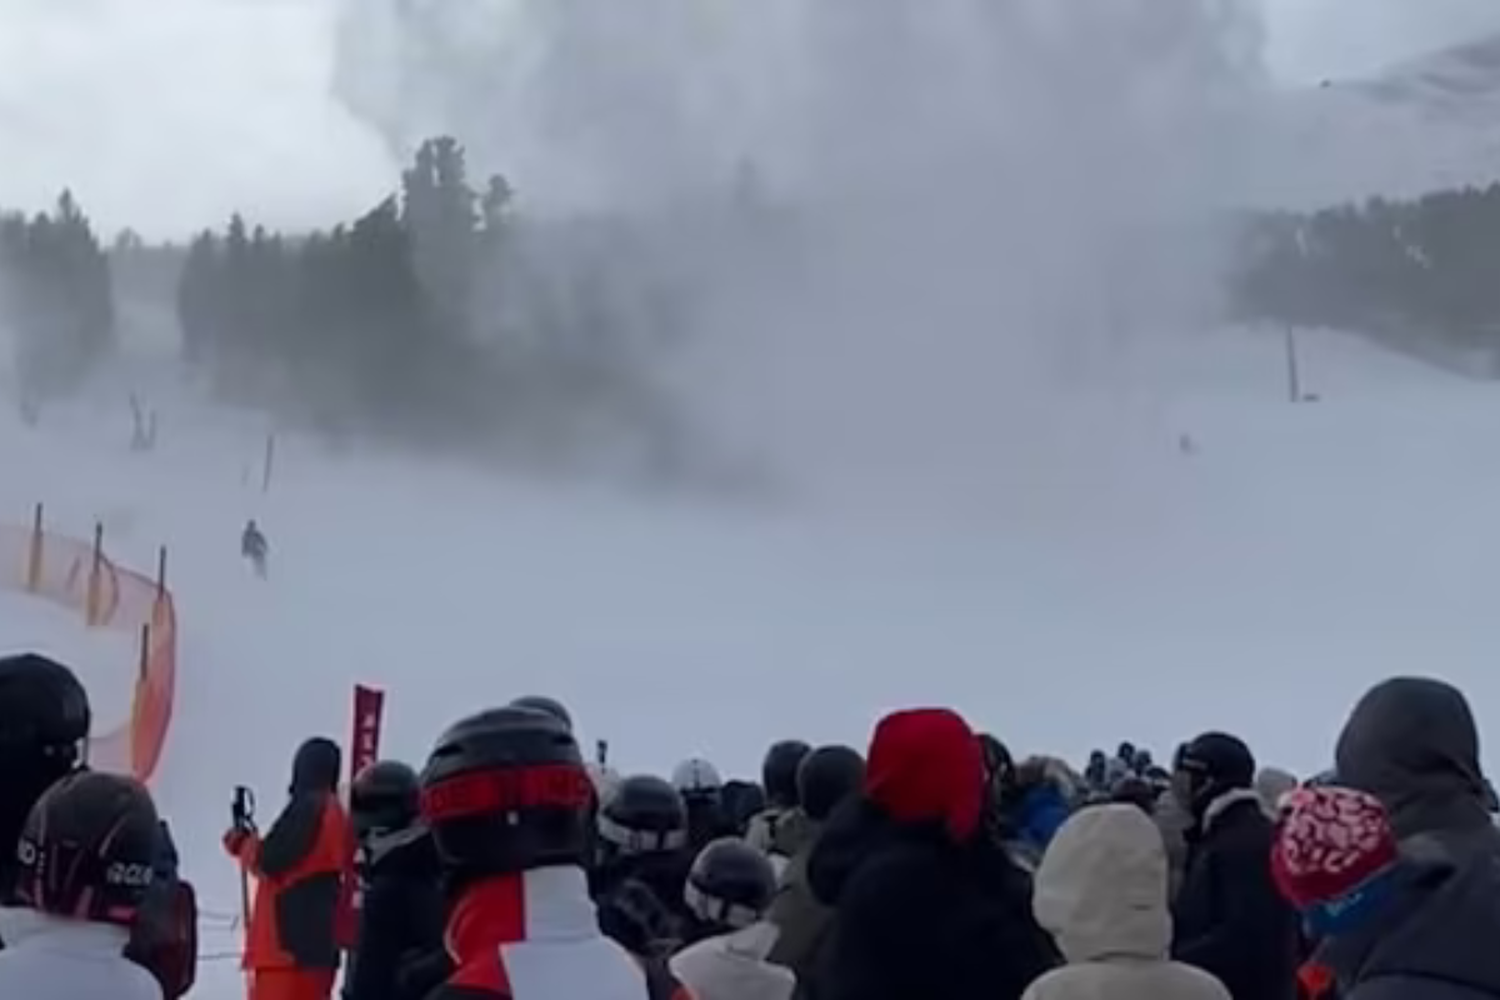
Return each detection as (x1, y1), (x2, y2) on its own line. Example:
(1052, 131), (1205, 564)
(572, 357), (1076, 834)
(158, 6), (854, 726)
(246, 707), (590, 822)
(227, 792), (354, 972)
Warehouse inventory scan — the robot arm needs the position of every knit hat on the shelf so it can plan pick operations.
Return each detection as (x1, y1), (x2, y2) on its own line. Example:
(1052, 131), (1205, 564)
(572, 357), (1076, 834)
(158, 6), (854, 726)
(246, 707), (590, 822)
(1272, 786), (1398, 913)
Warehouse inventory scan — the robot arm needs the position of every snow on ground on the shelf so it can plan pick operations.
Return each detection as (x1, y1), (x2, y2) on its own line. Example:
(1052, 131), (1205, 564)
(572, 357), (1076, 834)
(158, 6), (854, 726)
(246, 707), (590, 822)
(0, 592), (136, 735)
(1, 325), (1498, 994)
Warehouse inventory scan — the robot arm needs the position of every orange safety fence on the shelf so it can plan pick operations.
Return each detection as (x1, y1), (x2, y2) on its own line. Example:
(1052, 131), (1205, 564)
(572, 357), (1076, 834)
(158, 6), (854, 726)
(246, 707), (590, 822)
(0, 506), (176, 782)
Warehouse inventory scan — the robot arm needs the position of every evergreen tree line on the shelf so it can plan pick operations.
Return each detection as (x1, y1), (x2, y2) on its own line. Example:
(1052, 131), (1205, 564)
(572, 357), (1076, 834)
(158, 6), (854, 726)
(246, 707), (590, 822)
(1234, 183), (1500, 357)
(177, 136), (680, 457)
(179, 137), (523, 444)
(0, 191), (113, 417)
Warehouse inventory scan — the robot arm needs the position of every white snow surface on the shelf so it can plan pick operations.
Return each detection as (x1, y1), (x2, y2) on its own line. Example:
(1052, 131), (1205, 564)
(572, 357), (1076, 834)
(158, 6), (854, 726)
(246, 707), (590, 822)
(2, 326), (1498, 995)
(0, 594), (135, 736)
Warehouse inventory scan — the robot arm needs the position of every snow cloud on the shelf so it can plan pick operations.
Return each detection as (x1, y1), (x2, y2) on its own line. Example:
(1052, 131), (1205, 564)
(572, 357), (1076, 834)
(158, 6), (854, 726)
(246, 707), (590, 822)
(0, 1), (1496, 233)
(330, 0), (1276, 511)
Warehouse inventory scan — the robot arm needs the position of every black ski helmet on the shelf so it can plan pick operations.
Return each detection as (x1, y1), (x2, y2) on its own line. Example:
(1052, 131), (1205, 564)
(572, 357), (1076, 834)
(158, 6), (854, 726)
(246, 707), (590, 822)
(761, 740), (811, 809)
(351, 760), (420, 837)
(684, 838), (776, 930)
(597, 775), (687, 855)
(0, 654), (91, 760)
(720, 780), (766, 834)
(1177, 731), (1255, 818)
(797, 745), (865, 822)
(0, 654), (92, 896)
(508, 695), (573, 732)
(419, 706), (593, 878)
(16, 771), (160, 926)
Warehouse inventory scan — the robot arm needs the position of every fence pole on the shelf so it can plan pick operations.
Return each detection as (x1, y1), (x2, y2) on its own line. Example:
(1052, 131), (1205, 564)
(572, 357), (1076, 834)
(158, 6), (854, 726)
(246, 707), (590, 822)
(1285, 325), (1303, 404)
(25, 503), (42, 592)
(262, 433), (276, 494)
(86, 522), (104, 627)
(156, 546), (168, 602)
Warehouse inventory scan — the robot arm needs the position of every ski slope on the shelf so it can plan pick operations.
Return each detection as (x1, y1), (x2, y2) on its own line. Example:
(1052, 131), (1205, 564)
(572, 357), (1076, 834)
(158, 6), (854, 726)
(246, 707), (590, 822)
(2, 325), (1499, 995)
(0, 592), (136, 735)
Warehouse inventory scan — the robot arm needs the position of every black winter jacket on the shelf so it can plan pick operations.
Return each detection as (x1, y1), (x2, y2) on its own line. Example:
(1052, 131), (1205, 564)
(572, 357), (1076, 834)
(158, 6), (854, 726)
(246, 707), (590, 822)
(1172, 789), (1300, 1000)
(344, 825), (447, 1000)
(592, 850), (695, 952)
(806, 797), (1057, 1000)
(1319, 848), (1500, 1000)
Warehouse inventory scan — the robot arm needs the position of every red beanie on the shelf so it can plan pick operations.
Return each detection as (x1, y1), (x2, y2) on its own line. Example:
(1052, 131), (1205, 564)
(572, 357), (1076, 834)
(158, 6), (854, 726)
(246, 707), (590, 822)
(865, 708), (983, 843)
(1271, 786), (1398, 909)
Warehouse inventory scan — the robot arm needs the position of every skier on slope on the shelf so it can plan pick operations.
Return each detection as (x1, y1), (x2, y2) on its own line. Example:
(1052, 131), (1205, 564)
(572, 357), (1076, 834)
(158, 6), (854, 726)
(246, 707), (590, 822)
(0, 653), (197, 999)
(242, 519), (269, 578)
(0, 772), (168, 1000)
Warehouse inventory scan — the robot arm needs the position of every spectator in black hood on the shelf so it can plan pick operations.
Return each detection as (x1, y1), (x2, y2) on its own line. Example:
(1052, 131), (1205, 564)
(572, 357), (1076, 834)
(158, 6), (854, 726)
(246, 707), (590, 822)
(1170, 732), (1299, 1000)
(807, 708), (1056, 1000)
(1335, 676), (1500, 864)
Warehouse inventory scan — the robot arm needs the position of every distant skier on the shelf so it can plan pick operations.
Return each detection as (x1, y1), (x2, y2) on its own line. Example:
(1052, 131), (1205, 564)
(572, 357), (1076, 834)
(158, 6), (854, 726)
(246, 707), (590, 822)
(241, 520), (269, 579)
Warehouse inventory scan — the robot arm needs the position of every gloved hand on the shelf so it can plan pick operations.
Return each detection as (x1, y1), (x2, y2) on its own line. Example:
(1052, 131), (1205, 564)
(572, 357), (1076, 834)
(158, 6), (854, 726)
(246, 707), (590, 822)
(222, 826), (254, 858)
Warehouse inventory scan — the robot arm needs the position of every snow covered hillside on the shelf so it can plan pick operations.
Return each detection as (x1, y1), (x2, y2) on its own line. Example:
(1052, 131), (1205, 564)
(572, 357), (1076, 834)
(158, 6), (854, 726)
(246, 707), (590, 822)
(1259, 33), (1500, 209)
(2, 325), (1499, 994)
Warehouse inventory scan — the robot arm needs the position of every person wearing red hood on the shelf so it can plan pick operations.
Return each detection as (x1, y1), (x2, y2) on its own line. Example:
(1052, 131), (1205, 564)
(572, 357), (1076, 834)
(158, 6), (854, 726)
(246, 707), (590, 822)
(805, 708), (1058, 1000)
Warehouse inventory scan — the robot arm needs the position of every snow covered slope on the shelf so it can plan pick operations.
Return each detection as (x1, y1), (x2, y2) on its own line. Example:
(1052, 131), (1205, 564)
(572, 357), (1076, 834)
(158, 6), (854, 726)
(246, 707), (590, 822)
(3, 326), (1499, 994)
(1259, 33), (1500, 208)
(0, 594), (136, 735)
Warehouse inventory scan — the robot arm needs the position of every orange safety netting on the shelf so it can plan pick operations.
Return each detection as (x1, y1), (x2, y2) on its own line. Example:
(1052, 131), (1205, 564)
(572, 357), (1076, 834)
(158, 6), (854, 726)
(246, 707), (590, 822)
(0, 521), (176, 782)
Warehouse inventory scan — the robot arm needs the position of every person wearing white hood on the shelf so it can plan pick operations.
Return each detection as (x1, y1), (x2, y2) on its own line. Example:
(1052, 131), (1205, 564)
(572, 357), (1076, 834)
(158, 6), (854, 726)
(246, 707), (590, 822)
(1023, 804), (1230, 1000)
(0, 771), (165, 1000)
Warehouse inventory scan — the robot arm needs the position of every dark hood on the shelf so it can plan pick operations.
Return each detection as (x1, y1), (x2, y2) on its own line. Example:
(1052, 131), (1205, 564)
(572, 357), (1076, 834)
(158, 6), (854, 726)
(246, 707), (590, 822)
(804, 795), (897, 908)
(1323, 854), (1500, 997)
(366, 823), (439, 879)
(1335, 678), (1494, 846)
(291, 737), (342, 795)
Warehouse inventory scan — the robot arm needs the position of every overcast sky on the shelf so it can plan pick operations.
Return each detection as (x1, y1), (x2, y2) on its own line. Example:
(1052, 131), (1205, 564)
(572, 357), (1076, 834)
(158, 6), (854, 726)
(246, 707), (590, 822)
(1, 0), (1498, 238)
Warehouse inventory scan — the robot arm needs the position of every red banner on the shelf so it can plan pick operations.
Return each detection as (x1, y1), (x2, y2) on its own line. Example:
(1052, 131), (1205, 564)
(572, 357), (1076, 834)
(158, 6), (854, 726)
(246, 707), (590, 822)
(350, 685), (386, 783)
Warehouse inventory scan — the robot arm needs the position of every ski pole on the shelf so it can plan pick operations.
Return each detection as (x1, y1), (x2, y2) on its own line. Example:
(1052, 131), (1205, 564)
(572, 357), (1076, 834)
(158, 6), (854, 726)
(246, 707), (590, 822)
(230, 784), (256, 991)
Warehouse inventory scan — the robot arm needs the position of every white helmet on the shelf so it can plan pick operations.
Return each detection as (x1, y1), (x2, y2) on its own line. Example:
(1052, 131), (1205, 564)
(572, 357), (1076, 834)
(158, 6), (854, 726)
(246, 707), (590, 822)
(672, 757), (723, 796)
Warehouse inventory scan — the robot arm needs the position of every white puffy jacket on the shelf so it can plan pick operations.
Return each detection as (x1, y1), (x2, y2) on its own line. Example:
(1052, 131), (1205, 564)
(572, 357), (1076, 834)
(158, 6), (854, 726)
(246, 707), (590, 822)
(0, 908), (162, 1000)
(1022, 804), (1231, 1000)
(670, 922), (796, 1000)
